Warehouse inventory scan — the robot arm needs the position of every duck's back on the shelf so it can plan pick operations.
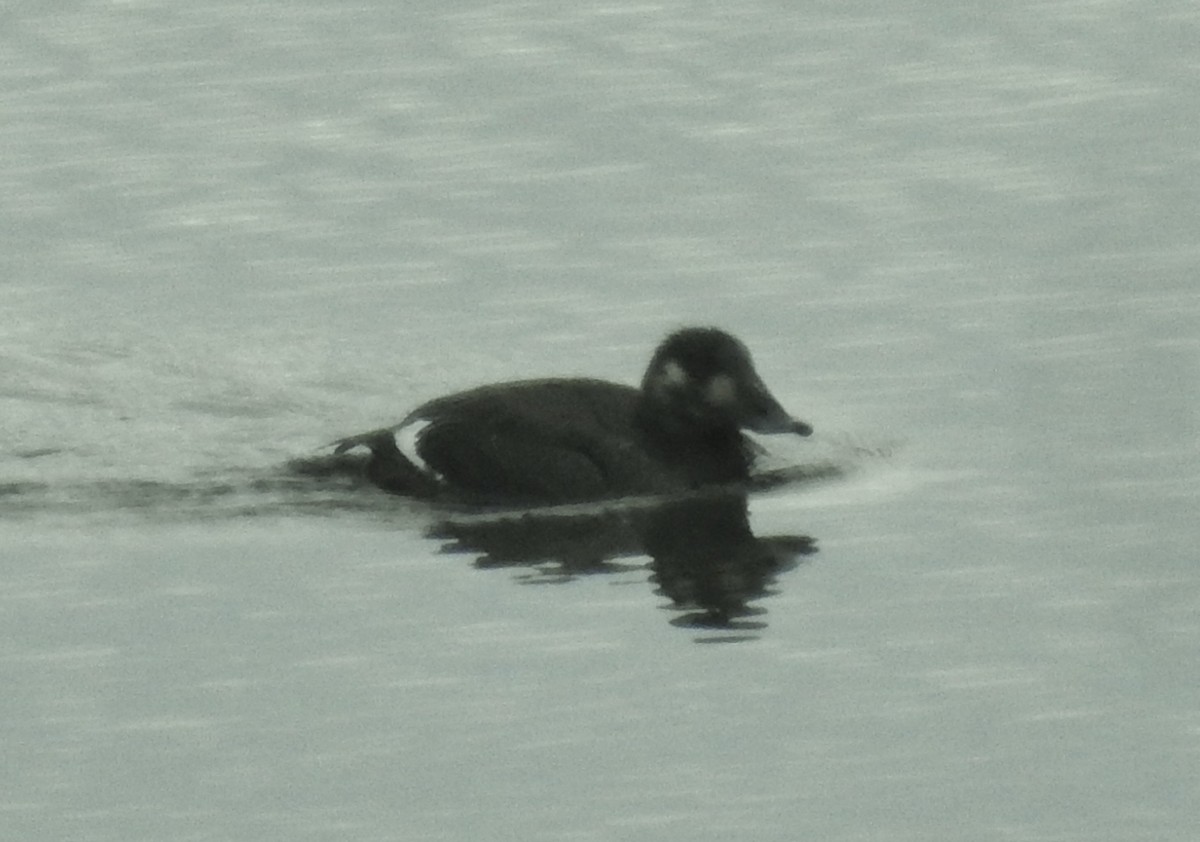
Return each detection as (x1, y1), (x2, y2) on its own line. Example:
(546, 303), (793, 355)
(403, 379), (674, 503)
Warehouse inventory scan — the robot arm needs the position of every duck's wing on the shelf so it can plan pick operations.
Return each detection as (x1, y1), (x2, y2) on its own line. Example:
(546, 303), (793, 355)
(332, 380), (664, 504)
(414, 416), (614, 503)
(413, 380), (664, 503)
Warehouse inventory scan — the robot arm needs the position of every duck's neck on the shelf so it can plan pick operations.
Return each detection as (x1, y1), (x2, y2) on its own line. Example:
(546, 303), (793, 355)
(633, 399), (751, 484)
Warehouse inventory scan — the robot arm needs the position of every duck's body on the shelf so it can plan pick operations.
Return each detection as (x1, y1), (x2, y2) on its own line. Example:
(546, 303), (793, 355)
(334, 328), (812, 505)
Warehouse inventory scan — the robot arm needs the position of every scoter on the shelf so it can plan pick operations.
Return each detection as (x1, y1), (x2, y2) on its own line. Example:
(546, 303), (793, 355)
(333, 327), (812, 505)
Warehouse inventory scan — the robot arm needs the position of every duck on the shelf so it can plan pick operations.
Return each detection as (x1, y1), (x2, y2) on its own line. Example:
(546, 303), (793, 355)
(333, 327), (812, 505)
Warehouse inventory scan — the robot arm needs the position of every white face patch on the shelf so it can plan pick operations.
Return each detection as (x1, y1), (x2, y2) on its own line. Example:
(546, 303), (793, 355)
(394, 417), (441, 480)
(704, 373), (737, 406)
(659, 360), (689, 388)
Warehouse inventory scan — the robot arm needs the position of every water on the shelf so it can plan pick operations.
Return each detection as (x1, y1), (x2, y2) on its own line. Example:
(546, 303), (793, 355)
(3, 1), (1197, 840)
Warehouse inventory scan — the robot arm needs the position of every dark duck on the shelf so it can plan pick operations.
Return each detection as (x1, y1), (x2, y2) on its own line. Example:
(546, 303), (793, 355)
(333, 327), (812, 505)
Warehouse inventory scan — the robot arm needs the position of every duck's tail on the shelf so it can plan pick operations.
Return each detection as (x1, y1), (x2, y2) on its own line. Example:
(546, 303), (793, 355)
(330, 428), (395, 455)
(328, 428), (437, 498)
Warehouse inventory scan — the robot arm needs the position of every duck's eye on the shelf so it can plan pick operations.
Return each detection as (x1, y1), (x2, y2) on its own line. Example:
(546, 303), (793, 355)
(704, 374), (736, 406)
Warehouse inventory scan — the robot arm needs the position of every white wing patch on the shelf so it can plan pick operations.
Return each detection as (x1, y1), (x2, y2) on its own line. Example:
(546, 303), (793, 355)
(394, 417), (441, 481)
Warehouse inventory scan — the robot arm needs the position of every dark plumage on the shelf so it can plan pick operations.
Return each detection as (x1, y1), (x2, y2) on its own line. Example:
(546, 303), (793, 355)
(334, 327), (812, 505)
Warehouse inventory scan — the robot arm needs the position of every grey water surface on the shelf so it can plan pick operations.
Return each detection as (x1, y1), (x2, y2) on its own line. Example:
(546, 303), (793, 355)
(2, 2), (1197, 840)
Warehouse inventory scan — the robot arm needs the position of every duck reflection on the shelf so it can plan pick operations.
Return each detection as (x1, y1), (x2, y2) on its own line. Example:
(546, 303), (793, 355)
(429, 490), (816, 636)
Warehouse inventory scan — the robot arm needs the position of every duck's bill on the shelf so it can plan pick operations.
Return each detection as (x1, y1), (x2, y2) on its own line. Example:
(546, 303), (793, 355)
(742, 383), (813, 437)
(748, 412), (813, 437)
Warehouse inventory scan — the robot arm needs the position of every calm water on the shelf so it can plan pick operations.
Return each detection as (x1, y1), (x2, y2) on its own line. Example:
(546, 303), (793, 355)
(3, 2), (1197, 840)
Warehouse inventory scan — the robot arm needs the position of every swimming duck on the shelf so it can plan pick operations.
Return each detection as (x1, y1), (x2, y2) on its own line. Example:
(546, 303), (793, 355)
(333, 327), (811, 505)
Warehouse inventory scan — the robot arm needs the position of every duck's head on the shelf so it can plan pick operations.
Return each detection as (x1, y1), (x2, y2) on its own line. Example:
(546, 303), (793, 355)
(640, 327), (813, 437)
